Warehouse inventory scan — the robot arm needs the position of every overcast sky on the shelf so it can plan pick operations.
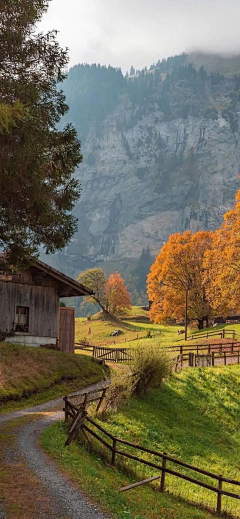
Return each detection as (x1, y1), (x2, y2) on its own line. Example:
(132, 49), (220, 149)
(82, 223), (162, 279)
(40, 0), (240, 72)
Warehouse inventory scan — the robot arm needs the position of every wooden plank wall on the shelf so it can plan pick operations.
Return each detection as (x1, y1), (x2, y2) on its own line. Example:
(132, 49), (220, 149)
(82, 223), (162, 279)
(0, 281), (59, 338)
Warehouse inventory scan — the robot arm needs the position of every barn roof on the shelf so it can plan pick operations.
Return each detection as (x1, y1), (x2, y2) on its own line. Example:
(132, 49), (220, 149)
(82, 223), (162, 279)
(0, 253), (93, 298)
(33, 259), (93, 297)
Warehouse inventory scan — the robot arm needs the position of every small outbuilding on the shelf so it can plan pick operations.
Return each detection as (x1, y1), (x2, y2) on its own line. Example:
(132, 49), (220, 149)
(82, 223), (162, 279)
(0, 257), (93, 352)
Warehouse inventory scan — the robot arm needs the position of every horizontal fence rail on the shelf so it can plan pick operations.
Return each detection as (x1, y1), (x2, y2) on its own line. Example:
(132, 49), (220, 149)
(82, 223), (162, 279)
(75, 342), (240, 367)
(166, 341), (240, 354)
(76, 415), (240, 516)
(173, 350), (240, 371)
(177, 330), (237, 342)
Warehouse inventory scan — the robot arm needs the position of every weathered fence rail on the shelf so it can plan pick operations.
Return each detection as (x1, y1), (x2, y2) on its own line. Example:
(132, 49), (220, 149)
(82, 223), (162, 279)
(64, 410), (240, 516)
(178, 329), (237, 342)
(167, 341), (240, 355)
(63, 386), (109, 445)
(173, 350), (240, 371)
(93, 346), (132, 363)
(75, 342), (240, 366)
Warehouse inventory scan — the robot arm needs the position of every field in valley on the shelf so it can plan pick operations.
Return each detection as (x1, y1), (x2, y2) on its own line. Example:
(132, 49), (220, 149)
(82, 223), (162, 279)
(75, 306), (240, 351)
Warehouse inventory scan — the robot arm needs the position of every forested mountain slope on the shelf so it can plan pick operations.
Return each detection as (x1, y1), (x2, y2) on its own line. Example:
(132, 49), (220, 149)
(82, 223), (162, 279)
(43, 53), (240, 297)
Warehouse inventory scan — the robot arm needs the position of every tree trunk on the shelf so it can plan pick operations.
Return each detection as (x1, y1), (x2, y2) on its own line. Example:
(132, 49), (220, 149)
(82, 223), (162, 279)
(185, 289), (188, 341)
(198, 319), (204, 330)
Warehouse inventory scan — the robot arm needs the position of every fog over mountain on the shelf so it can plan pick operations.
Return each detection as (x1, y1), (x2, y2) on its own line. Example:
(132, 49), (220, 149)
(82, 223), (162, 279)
(41, 0), (240, 71)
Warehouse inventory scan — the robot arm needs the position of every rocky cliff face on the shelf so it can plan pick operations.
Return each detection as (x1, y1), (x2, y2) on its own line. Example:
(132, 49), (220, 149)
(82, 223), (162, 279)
(58, 75), (240, 272)
(42, 65), (240, 275)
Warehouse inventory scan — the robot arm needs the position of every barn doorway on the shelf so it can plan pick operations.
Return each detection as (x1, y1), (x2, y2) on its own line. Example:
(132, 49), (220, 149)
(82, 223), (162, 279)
(59, 307), (75, 353)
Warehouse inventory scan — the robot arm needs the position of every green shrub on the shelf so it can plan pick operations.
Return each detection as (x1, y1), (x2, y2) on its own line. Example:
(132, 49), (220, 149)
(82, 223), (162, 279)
(131, 342), (172, 397)
(101, 369), (133, 413)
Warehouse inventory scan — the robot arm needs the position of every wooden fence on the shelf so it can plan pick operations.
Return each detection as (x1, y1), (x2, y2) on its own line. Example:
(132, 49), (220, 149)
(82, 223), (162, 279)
(173, 350), (240, 371)
(63, 387), (108, 445)
(75, 342), (240, 365)
(177, 329), (237, 342)
(64, 408), (240, 516)
(166, 341), (240, 355)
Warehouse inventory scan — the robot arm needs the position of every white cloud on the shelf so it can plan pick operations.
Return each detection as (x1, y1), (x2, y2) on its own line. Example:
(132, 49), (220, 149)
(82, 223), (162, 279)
(40, 0), (240, 72)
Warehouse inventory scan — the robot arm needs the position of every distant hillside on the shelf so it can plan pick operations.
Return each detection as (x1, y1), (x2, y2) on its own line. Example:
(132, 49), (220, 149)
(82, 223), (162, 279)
(187, 52), (240, 76)
(44, 53), (240, 304)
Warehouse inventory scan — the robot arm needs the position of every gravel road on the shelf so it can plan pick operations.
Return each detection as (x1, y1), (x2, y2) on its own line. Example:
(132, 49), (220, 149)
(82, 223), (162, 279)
(0, 380), (111, 519)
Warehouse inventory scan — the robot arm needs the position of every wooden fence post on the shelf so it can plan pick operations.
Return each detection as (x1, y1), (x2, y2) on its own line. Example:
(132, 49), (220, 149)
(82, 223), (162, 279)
(212, 352), (215, 367)
(238, 350), (240, 364)
(189, 352), (194, 367)
(64, 398), (68, 422)
(217, 475), (223, 515)
(208, 344), (211, 355)
(224, 352), (227, 365)
(231, 343), (234, 354)
(160, 453), (167, 492)
(111, 438), (117, 466)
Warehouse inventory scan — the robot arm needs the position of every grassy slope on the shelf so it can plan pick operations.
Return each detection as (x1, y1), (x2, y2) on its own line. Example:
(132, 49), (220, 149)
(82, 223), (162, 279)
(0, 343), (108, 411)
(43, 365), (240, 518)
(42, 423), (213, 519)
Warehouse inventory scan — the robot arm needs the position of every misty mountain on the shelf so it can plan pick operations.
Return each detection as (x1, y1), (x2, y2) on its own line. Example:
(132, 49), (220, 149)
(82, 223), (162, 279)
(43, 53), (240, 303)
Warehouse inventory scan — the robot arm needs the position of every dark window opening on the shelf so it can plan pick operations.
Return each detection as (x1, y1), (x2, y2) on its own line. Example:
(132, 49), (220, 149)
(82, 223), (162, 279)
(15, 306), (29, 333)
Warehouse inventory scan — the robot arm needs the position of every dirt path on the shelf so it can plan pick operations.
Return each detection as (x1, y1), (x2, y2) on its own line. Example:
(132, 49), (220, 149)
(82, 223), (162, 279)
(0, 380), (110, 519)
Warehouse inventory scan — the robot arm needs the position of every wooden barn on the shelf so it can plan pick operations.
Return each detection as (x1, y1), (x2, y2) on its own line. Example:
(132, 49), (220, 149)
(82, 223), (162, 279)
(0, 257), (93, 352)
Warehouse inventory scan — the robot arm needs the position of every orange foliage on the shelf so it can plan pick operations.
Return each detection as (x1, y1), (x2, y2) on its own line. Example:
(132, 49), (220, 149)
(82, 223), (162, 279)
(204, 189), (240, 315)
(105, 271), (131, 315)
(147, 231), (214, 325)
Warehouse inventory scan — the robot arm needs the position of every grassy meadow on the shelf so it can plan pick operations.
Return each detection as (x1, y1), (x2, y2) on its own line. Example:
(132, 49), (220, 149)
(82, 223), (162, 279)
(75, 306), (240, 351)
(42, 365), (240, 518)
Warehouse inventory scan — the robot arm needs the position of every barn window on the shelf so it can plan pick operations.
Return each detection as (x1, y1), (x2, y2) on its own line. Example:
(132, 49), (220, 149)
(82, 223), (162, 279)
(15, 306), (29, 333)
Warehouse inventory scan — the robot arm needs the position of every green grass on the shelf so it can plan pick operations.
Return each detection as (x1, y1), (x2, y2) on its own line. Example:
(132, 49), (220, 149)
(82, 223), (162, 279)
(42, 422), (213, 519)
(76, 309), (240, 352)
(0, 343), (108, 412)
(75, 317), (151, 346)
(124, 306), (150, 318)
(42, 365), (240, 518)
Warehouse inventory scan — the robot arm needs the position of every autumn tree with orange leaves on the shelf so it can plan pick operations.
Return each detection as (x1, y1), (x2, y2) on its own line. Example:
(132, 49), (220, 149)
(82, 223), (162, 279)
(204, 189), (240, 316)
(147, 231), (214, 338)
(105, 272), (132, 315)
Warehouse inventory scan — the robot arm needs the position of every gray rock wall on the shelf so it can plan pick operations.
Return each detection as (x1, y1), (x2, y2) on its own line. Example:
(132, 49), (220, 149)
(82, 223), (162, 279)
(50, 78), (240, 271)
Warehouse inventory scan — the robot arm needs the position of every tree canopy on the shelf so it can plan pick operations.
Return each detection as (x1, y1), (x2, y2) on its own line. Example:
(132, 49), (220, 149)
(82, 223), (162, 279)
(76, 267), (131, 316)
(147, 231), (214, 329)
(105, 272), (132, 315)
(0, 0), (82, 263)
(204, 189), (240, 316)
(76, 268), (107, 311)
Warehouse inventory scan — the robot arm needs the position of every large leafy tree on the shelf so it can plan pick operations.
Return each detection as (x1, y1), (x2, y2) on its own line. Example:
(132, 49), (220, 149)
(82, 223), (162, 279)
(0, 0), (82, 263)
(204, 190), (240, 315)
(147, 231), (213, 337)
